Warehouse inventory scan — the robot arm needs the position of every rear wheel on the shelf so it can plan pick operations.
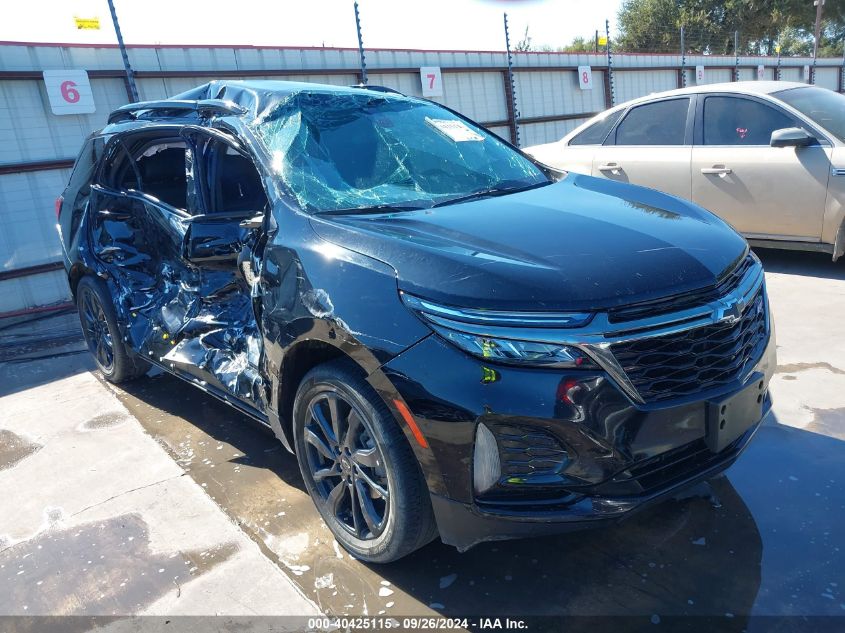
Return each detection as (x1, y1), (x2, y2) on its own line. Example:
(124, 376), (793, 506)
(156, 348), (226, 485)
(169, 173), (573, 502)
(293, 359), (437, 563)
(76, 276), (149, 383)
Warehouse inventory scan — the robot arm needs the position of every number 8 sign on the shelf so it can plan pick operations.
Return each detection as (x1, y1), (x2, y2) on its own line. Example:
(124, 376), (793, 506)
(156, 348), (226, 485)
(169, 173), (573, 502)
(577, 66), (593, 90)
(43, 70), (96, 115)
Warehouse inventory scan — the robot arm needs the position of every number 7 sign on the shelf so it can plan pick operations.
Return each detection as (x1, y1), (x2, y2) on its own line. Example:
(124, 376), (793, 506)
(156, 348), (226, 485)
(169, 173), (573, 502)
(420, 66), (443, 97)
(43, 70), (96, 115)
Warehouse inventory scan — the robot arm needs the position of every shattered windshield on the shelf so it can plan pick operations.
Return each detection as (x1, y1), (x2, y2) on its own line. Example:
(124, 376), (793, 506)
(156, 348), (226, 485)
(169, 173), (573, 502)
(252, 90), (549, 213)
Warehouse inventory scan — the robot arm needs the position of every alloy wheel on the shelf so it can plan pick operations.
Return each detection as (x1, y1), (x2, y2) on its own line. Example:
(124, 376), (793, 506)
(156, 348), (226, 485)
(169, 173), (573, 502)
(80, 288), (115, 372)
(303, 390), (390, 540)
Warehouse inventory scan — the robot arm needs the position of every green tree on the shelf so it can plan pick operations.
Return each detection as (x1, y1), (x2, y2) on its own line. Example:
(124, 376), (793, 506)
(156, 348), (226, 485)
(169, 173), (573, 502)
(617, 0), (845, 56)
(560, 36), (601, 52)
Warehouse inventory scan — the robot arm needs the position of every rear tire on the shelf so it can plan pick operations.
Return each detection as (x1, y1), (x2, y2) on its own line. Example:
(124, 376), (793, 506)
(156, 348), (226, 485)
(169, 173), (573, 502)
(293, 359), (437, 563)
(76, 275), (150, 383)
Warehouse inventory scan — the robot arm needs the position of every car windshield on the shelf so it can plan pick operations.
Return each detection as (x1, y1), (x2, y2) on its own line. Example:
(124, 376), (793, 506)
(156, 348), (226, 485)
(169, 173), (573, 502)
(251, 90), (549, 213)
(775, 86), (845, 142)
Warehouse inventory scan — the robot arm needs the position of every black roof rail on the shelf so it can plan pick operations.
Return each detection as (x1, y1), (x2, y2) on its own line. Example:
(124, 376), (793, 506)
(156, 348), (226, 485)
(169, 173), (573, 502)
(349, 84), (404, 95)
(108, 99), (246, 124)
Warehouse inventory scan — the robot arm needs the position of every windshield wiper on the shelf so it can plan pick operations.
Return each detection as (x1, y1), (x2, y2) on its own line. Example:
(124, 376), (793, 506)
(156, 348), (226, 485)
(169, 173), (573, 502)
(319, 203), (427, 216)
(431, 180), (552, 208)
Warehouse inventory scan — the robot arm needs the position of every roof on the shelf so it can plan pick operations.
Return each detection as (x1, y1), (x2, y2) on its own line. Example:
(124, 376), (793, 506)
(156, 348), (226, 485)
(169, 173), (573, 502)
(170, 80), (410, 121)
(104, 80), (410, 129)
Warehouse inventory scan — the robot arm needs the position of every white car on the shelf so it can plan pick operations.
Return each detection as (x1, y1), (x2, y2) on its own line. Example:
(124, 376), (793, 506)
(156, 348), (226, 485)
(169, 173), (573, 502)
(526, 81), (845, 260)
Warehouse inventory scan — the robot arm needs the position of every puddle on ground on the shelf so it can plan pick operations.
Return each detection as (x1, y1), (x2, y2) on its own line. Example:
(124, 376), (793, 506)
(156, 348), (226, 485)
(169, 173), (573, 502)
(807, 407), (845, 441)
(79, 412), (131, 431)
(108, 371), (845, 622)
(777, 362), (845, 376)
(0, 512), (238, 615)
(0, 430), (42, 472)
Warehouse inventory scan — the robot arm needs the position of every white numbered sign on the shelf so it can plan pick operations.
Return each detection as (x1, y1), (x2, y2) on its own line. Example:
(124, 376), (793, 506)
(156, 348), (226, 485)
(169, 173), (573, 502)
(757, 64), (765, 80)
(803, 65), (812, 82)
(420, 66), (443, 97)
(577, 66), (593, 90)
(43, 69), (95, 115)
(695, 65), (705, 83)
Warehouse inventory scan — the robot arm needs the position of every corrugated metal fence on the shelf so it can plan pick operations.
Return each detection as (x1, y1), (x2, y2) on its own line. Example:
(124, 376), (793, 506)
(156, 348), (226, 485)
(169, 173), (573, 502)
(1, 41), (842, 314)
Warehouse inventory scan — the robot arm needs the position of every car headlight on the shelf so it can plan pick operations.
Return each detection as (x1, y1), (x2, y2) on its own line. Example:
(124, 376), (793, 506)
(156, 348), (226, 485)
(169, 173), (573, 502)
(401, 292), (597, 369)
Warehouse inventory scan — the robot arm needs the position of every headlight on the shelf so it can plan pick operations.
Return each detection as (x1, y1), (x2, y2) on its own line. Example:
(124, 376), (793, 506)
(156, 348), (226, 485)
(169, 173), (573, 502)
(434, 325), (595, 368)
(401, 292), (597, 369)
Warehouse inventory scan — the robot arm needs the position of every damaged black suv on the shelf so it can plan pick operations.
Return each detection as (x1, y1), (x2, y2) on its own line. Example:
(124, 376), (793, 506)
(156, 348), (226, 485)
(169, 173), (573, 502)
(59, 80), (775, 563)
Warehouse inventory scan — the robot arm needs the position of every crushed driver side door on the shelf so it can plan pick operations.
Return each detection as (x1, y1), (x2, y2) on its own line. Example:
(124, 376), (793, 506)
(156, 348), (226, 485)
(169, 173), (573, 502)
(89, 127), (271, 413)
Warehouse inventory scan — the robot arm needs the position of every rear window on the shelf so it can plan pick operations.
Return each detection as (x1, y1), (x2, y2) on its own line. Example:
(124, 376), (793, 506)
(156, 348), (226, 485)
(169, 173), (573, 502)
(614, 99), (690, 146)
(569, 110), (624, 146)
(101, 138), (189, 211)
(66, 138), (104, 197)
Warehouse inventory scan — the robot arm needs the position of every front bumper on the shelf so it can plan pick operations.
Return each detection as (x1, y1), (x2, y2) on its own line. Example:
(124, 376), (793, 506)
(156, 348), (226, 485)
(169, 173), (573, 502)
(378, 323), (776, 551)
(430, 414), (764, 551)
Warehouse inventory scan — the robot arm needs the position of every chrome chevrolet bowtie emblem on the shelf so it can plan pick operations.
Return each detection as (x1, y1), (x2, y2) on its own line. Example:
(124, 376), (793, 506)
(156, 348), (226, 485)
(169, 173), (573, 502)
(716, 297), (743, 324)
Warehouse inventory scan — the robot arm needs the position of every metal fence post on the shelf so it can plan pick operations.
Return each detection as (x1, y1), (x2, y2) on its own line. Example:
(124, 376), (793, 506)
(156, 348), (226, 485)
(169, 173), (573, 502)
(840, 46), (845, 92)
(734, 30), (740, 81)
(776, 38), (782, 80)
(679, 26), (686, 88)
(606, 19), (615, 107)
(503, 13), (520, 147)
(106, 0), (138, 102)
(353, 1), (368, 85)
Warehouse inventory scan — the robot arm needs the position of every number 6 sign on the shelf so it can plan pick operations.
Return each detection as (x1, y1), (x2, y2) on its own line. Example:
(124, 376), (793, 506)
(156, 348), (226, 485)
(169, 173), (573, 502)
(420, 66), (443, 98)
(43, 69), (96, 115)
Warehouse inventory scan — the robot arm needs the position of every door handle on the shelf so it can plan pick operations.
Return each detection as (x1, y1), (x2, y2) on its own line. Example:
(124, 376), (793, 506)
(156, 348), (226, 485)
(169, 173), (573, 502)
(701, 166), (732, 175)
(598, 163), (620, 172)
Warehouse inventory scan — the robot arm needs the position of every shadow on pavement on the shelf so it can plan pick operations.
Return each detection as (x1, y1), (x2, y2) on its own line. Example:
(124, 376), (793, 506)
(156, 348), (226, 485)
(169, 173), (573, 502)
(753, 247), (845, 280)
(0, 311), (90, 397)
(109, 368), (845, 623)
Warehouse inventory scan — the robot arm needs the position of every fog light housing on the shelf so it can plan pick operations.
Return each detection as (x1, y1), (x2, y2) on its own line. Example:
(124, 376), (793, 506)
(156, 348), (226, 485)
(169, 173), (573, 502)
(473, 423), (501, 494)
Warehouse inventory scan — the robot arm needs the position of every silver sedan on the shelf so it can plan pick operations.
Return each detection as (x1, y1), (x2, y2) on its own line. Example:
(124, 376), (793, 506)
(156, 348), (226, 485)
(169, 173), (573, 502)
(526, 81), (845, 260)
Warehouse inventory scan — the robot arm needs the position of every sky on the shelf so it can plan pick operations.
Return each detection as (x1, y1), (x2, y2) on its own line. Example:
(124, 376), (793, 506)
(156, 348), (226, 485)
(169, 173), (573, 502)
(1, 0), (622, 51)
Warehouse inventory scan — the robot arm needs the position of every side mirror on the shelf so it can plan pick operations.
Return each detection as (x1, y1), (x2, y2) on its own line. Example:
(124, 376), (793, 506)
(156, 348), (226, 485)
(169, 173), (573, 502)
(770, 127), (814, 148)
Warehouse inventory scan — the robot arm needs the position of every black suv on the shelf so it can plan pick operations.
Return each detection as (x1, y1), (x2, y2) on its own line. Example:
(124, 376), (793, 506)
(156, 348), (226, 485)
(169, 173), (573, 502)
(58, 80), (775, 562)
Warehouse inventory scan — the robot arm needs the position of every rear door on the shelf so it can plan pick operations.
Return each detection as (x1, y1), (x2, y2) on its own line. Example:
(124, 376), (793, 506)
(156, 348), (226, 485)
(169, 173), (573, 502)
(90, 130), (196, 375)
(591, 97), (694, 199)
(690, 94), (830, 240)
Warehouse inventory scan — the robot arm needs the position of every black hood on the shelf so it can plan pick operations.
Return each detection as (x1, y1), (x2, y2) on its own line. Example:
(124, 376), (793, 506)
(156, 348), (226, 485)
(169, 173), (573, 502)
(309, 173), (748, 312)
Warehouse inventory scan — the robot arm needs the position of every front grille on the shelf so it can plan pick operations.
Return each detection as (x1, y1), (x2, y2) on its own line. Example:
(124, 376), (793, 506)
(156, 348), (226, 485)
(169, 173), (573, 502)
(610, 288), (768, 403)
(608, 254), (756, 324)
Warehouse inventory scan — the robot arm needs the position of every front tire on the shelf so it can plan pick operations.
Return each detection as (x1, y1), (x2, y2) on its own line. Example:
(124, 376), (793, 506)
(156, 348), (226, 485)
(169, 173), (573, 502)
(293, 359), (437, 563)
(76, 275), (150, 383)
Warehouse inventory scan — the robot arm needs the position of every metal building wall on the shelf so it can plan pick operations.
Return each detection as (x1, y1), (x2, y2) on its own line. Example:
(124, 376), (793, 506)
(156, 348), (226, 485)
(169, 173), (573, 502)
(1, 42), (842, 313)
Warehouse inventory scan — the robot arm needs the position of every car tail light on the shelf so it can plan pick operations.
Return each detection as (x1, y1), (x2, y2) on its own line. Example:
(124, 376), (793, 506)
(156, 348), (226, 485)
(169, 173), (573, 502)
(55, 195), (63, 220)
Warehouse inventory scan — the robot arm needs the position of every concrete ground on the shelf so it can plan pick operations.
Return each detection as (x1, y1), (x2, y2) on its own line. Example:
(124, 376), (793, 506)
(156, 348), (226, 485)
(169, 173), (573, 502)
(0, 318), (318, 619)
(1, 248), (844, 626)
